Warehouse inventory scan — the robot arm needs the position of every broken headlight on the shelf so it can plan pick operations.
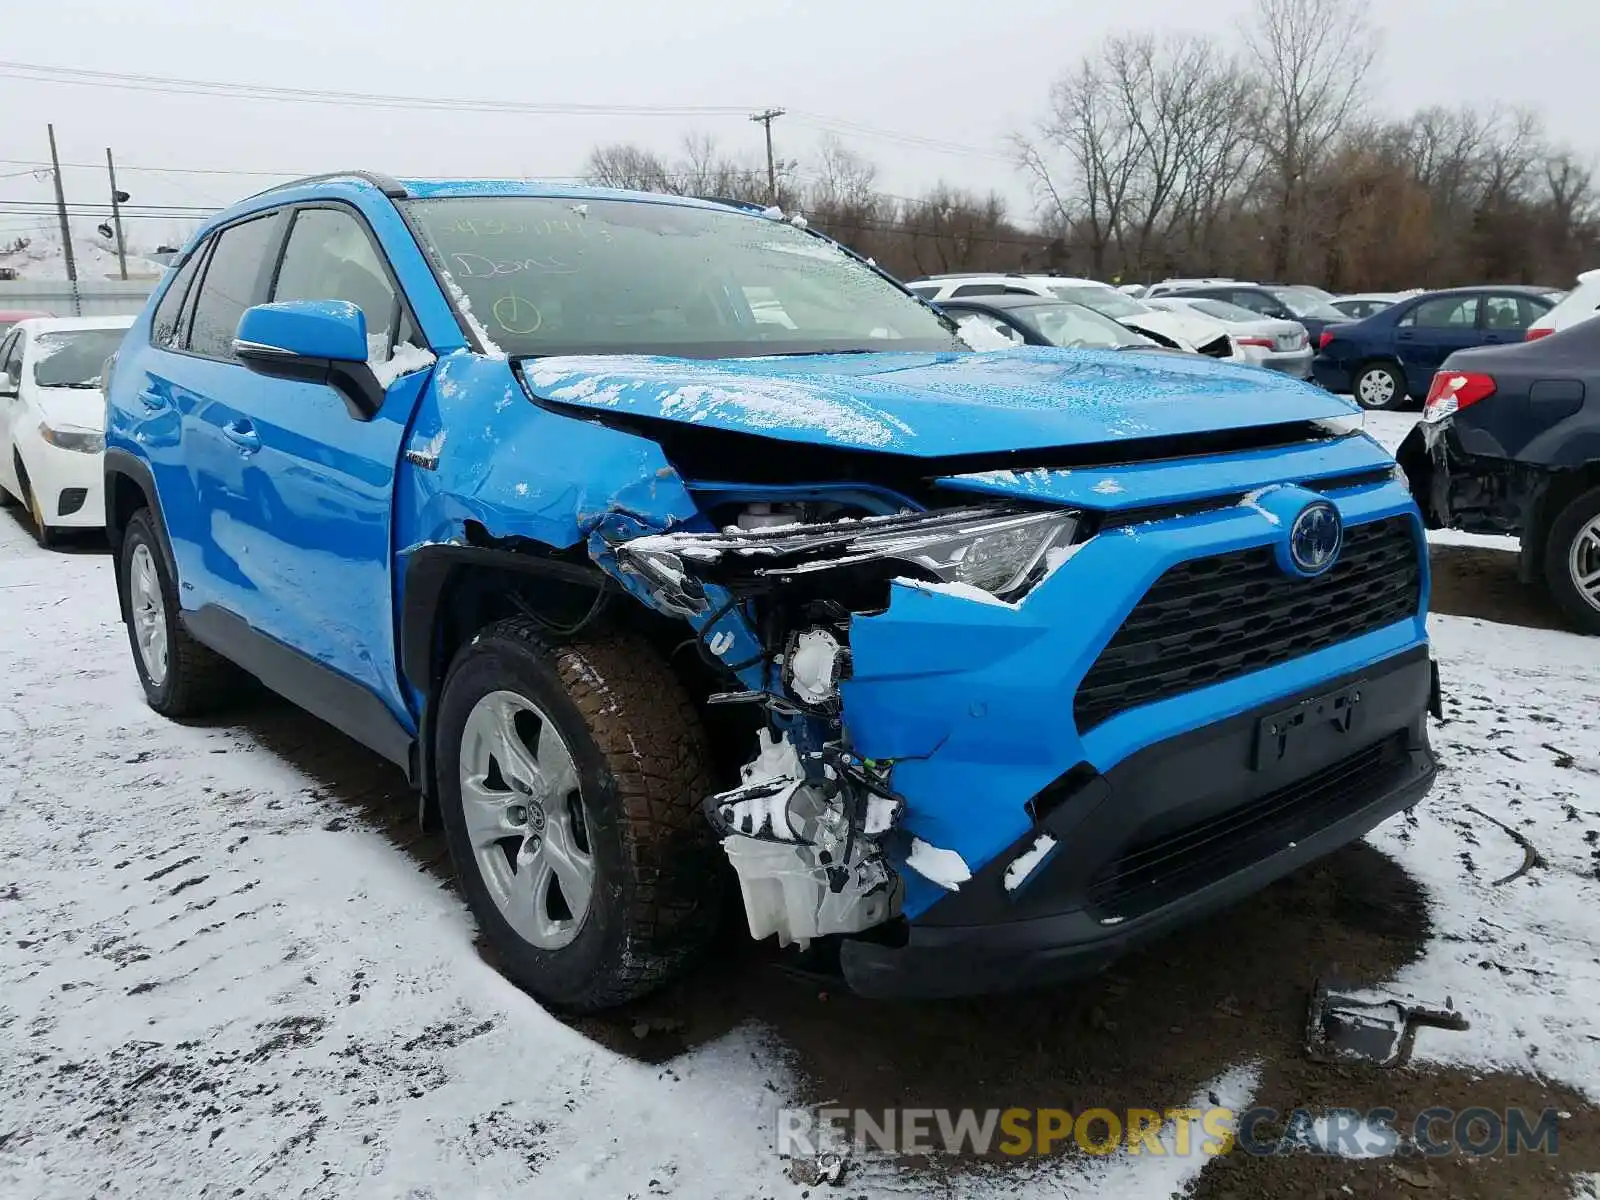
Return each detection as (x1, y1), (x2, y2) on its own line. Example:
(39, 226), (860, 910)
(847, 509), (1079, 597)
(617, 505), (1080, 609)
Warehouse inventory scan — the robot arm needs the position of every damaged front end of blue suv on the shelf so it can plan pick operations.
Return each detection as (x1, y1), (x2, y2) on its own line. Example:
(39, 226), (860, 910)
(107, 178), (1438, 1009)
(386, 190), (1438, 1003)
(510, 353), (1438, 998)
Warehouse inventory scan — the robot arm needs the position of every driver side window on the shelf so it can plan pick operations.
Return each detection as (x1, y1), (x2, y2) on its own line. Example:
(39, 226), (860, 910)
(272, 207), (414, 362)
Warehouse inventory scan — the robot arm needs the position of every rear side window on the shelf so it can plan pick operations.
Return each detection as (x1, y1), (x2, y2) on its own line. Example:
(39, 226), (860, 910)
(151, 247), (207, 348)
(951, 284), (1010, 298)
(1482, 294), (1544, 330)
(1404, 297), (1479, 329)
(188, 215), (280, 361)
(272, 207), (404, 360)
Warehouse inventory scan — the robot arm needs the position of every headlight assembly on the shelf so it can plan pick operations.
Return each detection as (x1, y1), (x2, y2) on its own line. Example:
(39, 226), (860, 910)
(617, 505), (1081, 612)
(38, 424), (105, 454)
(844, 509), (1079, 596)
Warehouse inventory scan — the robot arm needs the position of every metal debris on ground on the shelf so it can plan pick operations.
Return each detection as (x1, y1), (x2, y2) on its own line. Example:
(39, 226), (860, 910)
(1305, 976), (1469, 1068)
(786, 1150), (849, 1187)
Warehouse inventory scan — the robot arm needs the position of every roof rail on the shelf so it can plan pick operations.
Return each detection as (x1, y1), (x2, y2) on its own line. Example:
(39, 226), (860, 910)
(248, 170), (409, 202)
(697, 196), (771, 212)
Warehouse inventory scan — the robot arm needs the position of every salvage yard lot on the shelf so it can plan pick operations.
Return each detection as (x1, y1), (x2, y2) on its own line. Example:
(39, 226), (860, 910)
(2, 424), (1599, 1198)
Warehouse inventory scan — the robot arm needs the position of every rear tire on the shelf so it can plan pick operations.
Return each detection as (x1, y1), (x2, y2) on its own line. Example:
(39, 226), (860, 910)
(119, 509), (242, 716)
(436, 618), (720, 1012)
(1352, 361), (1406, 411)
(1544, 487), (1600, 635)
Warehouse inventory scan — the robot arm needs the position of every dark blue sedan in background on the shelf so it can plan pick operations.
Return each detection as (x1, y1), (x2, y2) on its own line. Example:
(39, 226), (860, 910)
(1312, 286), (1556, 410)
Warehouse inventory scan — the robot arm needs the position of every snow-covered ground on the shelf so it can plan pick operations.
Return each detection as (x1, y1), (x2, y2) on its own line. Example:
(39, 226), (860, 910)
(1, 509), (1597, 1197)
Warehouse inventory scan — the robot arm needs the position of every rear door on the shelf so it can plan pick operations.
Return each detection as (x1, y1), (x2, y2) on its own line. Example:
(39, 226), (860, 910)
(1394, 294), (1481, 395)
(1479, 293), (1549, 344)
(207, 202), (430, 726)
(151, 212), (286, 616)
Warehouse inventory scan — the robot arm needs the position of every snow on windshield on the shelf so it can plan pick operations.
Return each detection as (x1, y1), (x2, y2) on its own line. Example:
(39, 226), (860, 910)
(402, 197), (961, 358)
(30, 328), (127, 389)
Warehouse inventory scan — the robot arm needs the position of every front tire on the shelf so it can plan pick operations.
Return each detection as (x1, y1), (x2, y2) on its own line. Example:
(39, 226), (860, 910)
(15, 460), (58, 549)
(1352, 361), (1406, 411)
(119, 509), (241, 716)
(436, 619), (720, 1011)
(1544, 487), (1600, 635)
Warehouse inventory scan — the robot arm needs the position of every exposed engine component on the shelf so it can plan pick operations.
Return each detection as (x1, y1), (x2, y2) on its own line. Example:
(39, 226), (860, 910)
(785, 628), (849, 708)
(707, 730), (903, 948)
(735, 501), (804, 530)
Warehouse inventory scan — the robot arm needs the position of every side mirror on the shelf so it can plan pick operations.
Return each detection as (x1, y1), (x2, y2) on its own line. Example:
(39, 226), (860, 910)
(233, 300), (384, 420)
(0, 370), (15, 398)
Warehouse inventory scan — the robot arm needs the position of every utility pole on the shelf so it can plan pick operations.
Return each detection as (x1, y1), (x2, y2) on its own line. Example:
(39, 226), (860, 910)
(47, 124), (78, 284)
(105, 148), (129, 281)
(749, 108), (785, 205)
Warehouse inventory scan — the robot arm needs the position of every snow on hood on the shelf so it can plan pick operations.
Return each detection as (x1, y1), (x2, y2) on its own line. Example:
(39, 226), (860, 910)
(521, 347), (1355, 457)
(33, 387), (106, 433)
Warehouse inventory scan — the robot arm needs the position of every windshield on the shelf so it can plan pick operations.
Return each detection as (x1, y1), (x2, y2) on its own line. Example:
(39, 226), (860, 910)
(1047, 285), (1148, 319)
(1011, 302), (1150, 348)
(31, 328), (127, 389)
(1269, 287), (1347, 320)
(401, 196), (962, 357)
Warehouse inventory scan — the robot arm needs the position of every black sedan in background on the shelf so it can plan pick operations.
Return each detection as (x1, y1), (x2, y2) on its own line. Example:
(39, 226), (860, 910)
(1398, 316), (1600, 633)
(936, 294), (1160, 351)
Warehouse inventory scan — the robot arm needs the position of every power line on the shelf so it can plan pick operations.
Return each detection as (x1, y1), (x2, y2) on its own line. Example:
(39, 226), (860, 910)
(0, 61), (1013, 165)
(0, 61), (756, 117)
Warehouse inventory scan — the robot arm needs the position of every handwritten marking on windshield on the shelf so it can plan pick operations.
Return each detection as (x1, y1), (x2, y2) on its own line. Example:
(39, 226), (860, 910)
(451, 252), (577, 279)
(492, 295), (543, 336)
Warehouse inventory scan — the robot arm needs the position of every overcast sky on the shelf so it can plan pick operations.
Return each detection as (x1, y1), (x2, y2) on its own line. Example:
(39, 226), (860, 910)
(1, 0), (1595, 252)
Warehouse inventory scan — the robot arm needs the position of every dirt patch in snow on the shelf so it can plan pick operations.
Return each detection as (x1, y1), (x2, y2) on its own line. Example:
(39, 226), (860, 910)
(1428, 543), (1573, 633)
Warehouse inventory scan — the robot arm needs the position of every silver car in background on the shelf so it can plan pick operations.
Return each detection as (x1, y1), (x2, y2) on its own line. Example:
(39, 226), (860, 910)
(1143, 296), (1313, 377)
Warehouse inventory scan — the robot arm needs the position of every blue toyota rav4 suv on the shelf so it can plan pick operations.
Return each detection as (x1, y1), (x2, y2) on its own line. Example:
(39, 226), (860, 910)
(103, 171), (1439, 1010)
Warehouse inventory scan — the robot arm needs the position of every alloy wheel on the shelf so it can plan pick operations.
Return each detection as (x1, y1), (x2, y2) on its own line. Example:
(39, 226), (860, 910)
(458, 689), (594, 949)
(128, 543), (169, 686)
(1356, 369), (1396, 409)
(1569, 518), (1600, 614)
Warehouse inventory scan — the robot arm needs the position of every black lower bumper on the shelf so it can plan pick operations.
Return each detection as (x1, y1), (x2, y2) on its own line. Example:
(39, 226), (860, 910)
(839, 646), (1438, 999)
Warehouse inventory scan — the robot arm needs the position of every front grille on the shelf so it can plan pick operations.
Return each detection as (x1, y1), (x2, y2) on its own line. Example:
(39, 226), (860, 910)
(1074, 516), (1421, 731)
(1199, 336), (1233, 358)
(1087, 734), (1405, 916)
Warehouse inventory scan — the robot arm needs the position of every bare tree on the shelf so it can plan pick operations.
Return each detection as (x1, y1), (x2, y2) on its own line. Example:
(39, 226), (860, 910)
(1017, 52), (1143, 277)
(584, 143), (676, 193)
(1244, 0), (1379, 277)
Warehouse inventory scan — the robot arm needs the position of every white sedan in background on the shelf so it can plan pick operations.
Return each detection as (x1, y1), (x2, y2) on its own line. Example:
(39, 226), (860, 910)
(1144, 296), (1313, 377)
(0, 315), (133, 547)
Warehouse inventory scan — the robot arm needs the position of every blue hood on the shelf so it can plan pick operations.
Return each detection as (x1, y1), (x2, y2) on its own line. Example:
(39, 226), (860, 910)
(520, 347), (1359, 458)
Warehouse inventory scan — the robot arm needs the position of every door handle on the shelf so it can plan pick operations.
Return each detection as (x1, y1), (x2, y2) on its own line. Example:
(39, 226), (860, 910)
(221, 420), (261, 453)
(138, 389), (169, 411)
(1396, 331), (1414, 341)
